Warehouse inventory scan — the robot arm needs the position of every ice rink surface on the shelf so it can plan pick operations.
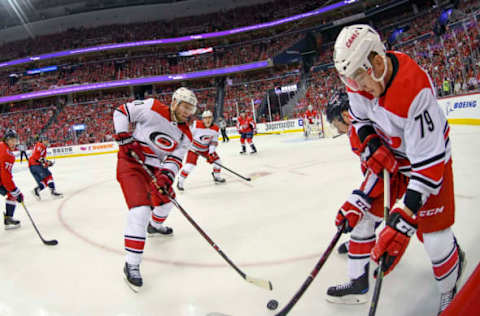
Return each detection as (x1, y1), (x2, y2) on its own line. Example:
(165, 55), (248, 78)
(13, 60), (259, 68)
(1, 125), (479, 316)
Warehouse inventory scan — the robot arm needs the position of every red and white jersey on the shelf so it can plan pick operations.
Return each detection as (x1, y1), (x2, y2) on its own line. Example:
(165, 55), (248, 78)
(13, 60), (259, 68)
(237, 116), (256, 133)
(190, 120), (219, 153)
(0, 142), (16, 192)
(28, 142), (47, 167)
(348, 126), (383, 200)
(304, 110), (318, 124)
(348, 51), (451, 199)
(114, 98), (192, 176)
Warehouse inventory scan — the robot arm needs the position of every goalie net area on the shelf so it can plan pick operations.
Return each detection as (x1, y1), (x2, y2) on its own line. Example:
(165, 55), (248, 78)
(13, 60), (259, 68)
(302, 111), (340, 139)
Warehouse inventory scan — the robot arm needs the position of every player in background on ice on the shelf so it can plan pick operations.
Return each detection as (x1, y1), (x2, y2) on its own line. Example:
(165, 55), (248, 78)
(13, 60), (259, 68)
(217, 117), (229, 142)
(334, 24), (465, 314)
(30, 137), (63, 200)
(236, 111), (257, 154)
(177, 110), (225, 191)
(113, 87), (197, 290)
(324, 92), (409, 304)
(18, 142), (28, 163)
(0, 129), (23, 229)
(303, 104), (319, 137)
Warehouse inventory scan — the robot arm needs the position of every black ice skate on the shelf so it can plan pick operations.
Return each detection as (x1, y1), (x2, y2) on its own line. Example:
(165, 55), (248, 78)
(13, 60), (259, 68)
(32, 187), (41, 201)
(211, 172), (226, 184)
(177, 181), (184, 191)
(326, 264), (369, 304)
(250, 144), (257, 154)
(4, 213), (21, 230)
(124, 262), (142, 292)
(337, 241), (349, 255)
(240, 145), (247, 155)
(438, 245), (466, 315)
(147, 222), (173, 237)
(51, 190), (64, 199)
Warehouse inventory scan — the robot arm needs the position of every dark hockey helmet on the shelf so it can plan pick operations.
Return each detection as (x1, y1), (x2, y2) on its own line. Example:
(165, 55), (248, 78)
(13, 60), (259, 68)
(326, 92), (349, 123)
(4, 129), (18, 140)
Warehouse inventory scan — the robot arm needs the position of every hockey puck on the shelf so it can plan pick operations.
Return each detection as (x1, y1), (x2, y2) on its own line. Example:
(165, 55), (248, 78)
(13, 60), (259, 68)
(267, 299), (278, 310)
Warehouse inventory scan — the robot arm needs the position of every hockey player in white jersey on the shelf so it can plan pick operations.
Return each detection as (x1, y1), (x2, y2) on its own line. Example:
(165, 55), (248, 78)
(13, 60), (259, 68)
(113, 87), (197, 290)
(333, 24), (464, 314)
(177, 110), (225, 191)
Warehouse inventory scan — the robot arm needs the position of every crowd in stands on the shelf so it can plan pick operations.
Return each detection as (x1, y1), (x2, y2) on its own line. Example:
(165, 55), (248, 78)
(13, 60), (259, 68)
(0, 32), (300, 96)
(0, 0), (385, 61)
(0, 0), (479, 148)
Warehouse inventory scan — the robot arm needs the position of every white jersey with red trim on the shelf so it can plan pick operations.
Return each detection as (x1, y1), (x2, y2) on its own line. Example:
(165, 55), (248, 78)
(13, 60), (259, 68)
(113, 98), (192, 176)
(190, 120), (220, 153)
(348, 51), (451, 201)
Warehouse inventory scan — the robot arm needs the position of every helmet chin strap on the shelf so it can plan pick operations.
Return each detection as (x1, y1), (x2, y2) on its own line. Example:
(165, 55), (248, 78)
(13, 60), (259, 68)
(371, 55), (388, 90)
(171, 101), (182, 123)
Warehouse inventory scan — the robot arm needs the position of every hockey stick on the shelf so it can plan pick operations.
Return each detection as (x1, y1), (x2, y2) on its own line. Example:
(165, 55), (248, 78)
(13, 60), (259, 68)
(275, 223), (345, 316)
(131, 152), (272, 291)
(368, 169), (390, 316)
(193, 150), (251, 181)
(21, 202), (58, 246)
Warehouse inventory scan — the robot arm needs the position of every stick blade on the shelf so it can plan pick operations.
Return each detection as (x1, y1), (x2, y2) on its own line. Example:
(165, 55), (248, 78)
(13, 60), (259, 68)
(44, 239), (58, 246)
(245, 276), (273, 290)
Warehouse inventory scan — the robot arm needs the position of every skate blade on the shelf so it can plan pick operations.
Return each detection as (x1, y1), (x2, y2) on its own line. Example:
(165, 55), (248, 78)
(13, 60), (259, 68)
(326, 294), (368, 305)
(124, 277), (141, 293)
(147, 232), (174, 238)
(4, 224), (21, 230)
(51, 195), (64, 200)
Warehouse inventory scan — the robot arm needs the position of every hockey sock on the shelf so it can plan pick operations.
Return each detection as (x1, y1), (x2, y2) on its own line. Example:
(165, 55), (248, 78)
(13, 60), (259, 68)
(38, 182), (46, 191)
(151, 202), (173, 229)
(424, 228), (460, 293)
(48, 182), (55, 191)
(125, 206), (150, 265)
(5, 200), (16, 217)
(348, 234), (376, 279)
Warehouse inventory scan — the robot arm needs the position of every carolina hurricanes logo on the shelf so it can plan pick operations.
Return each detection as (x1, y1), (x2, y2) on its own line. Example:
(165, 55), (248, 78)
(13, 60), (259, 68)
(346, 29), (360, 48)
(375, 128), (402, 149)
(200, 135), (212, 143)
(149, 132), (177, 152)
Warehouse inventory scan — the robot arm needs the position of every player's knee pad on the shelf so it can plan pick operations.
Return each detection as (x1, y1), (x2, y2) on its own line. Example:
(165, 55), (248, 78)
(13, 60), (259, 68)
(351, 213), (380, 239)
(182, 163), (195, 175)
(127, 206), (150, 230)
(153, 202), (173, 217)
(423, 228), (455, 262)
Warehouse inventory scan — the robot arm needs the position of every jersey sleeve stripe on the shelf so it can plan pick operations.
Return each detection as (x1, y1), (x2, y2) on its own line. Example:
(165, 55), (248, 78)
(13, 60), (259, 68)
(349, 109), (370, 123)
(411, 152), (445, 169)
(411, 175), (443, 190)
(165, 155), (182, 170)
(412, 161), (445, 182)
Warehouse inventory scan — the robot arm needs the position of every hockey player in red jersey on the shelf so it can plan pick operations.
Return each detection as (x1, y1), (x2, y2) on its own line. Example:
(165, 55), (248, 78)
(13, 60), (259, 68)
(114, 87), (197, 290)
(29, 137), (63, 200)
(334, 24), (464, 313)
(236, 111), (257, 154)
(303, 104), (320, 138)
(177, 110), (225, 191)
(324, 92), (409, 304)
(0, 129), (23, 229)
(304, 104), (318, 124)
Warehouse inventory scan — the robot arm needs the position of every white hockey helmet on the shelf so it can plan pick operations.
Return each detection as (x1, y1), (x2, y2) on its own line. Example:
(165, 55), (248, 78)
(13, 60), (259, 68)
(172, 87), (198, 114)
(333, 24), (387, 91)
(308, 104), (313, 111)
(201, 110), (213, 118)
